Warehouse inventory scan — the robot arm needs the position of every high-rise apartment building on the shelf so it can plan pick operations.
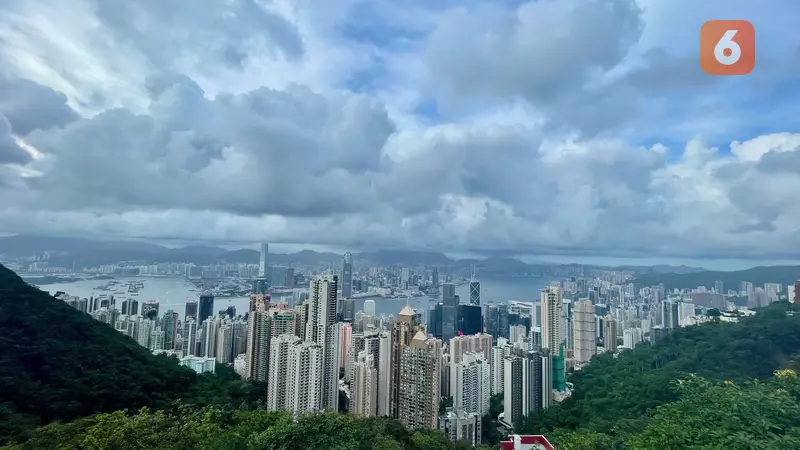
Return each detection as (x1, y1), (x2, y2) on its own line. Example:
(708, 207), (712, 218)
(662, 300), (680, 329)
(377, 331), (392, 417)
(603, 315), (619, 352)
(540, 287), (563, 356)
(390, 305), (441, 428)
(452, 352), (490, 416)
(351, 351), (378, 417)
(245, 294), (271, 381)
(502, 355), (523, 427)
(215, 322), (235, 363)
(267, 334), (301, 411)
(306, 275), (340, 411)
(572, 298), (596, 364)
(286, 341), (324, 415)
(491, 338), (512, 395)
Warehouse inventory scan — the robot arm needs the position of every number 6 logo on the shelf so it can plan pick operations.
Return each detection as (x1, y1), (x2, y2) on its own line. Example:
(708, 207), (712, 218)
(701, 20), (755, 75)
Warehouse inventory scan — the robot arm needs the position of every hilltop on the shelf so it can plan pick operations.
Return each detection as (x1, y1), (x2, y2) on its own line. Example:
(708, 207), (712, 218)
(633, 265), (800, 291)
(0, 263), (262, 444)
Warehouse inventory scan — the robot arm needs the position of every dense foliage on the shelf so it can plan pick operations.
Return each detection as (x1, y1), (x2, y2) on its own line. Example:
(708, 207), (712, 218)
(0, 264), (263, 444)
(3, 406), (483, 450)
(633, 264), (800, 291)
(518, 302), (800, 440)
(549, 369), (800, 449)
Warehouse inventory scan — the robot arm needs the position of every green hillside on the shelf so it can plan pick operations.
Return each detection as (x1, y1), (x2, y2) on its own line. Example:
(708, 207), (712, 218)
(633, 265), (800, 291)
(0, 264), (263, 444)
(518, 302), (800, 441)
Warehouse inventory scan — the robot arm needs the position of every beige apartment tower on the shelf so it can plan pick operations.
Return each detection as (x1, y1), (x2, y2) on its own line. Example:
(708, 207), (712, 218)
(540, 287), (563, 356)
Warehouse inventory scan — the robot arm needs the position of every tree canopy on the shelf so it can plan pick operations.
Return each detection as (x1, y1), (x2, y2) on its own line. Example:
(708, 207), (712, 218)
(0, 264), (263, 444)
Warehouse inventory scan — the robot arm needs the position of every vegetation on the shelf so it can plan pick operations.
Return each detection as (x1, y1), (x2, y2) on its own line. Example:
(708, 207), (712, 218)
(633, 264), (800, 291)
(0, 264), (263, 444)
(549, 369), (800, 449)
(3, 405), (485, 450)
(516, 302), (800, 443)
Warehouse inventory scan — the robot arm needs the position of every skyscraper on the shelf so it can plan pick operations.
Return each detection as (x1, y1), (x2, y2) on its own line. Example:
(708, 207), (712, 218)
(185, 300), (198, 321)
(351, 351), (378, 417)
(342, 252), (353, 298)
(469, 271), (481, 306)
(306, 275), (340, 411)
(286, 341), (324, 415)
(258, 243), (269, 278)
(603, 315), (619, 352)
(199, 293), (214, 324)
(442, 283), (457, 342)
(245, 294), (271, 381)
(452, 352), (490, 416)
(540, 287), (563, 356)
(572, 298), (596, 364)
(267, 334), (301, 411)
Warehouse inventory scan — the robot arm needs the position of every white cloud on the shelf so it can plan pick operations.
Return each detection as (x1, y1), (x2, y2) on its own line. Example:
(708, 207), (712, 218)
(1, 0), (800, 263)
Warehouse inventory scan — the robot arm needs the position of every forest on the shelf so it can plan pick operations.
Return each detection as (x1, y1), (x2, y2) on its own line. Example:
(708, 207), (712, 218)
(515, 301), (800, 448)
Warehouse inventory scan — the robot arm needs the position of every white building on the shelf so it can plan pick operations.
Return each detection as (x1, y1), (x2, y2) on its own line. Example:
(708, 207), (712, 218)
(438, 407), (481, 446)
(306, 276), (340, 411)
(286, 342), (324, 415)
(572, 298), (596, 364)
(541, 287), (563, 356)
(180, 356), (216, 374)
(491, 338), (512, 395)
(351, 351), (378, 417)
(267, 334), (301, 411)
(452, 352), (490, 416)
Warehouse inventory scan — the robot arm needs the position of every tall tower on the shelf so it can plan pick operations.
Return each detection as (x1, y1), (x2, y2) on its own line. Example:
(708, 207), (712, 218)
(306, 275), (340, 411)
(267, 334), (301, 411)
(286, 341), (324, 415)
(572, 298), (596, 364)
(245, 294), (271, 381)
(469, 266), (481, 306)
(351, 351), (378, 417)
(398, 331), (441, 429)
(258, 243), (269, 278)
(198, 293), (214, 324)
(540, 287), (563, 357)
(441, 283), (457, 342)
(342, 252), (353, 298)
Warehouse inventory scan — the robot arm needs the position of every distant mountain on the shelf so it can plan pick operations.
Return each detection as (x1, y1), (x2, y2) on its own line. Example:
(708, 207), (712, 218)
(0, 234), (720, 276)
(634, 265), (800, 291)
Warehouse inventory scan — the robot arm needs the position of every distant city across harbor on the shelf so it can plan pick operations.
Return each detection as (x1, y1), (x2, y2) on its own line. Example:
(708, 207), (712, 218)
(35, 275), (557, 321)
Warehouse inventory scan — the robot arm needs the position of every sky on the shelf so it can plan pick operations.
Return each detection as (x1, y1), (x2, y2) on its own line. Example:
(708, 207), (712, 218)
(1, 0), (800, 270)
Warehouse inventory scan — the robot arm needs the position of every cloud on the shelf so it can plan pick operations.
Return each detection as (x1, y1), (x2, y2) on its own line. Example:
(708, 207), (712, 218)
(2, 0), (800, 263)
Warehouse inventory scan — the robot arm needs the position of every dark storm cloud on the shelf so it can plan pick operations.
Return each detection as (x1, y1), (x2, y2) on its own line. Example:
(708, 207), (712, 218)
(0, 77), (78, 135)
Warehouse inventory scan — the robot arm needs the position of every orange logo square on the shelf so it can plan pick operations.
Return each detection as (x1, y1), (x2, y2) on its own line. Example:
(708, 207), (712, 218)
(700, 20), (755, 75)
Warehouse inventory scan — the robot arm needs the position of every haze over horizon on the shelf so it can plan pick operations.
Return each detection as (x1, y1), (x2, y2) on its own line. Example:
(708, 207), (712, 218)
(2, 0), (800, 270)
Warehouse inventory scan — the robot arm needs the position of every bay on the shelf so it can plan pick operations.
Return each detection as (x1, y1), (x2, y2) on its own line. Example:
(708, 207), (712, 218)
(38, 275), (557, 321)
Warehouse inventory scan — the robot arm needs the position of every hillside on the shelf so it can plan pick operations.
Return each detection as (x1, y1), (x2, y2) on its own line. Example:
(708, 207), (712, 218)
(633, 265), (800, 291)
(0, 264), (262, 444)
(518, 302), (800, 440)
(4, 408), (480, 450)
